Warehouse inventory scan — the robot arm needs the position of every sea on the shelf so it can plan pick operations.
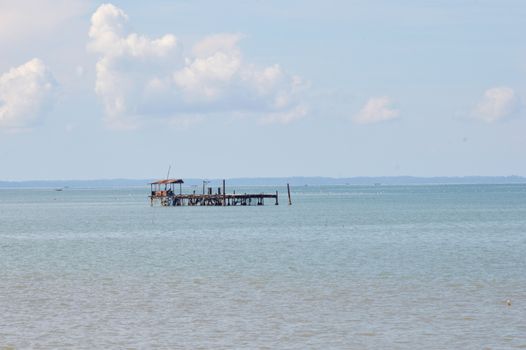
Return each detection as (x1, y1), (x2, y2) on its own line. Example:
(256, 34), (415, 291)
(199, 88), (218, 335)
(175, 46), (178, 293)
(0, 184), (525, 349)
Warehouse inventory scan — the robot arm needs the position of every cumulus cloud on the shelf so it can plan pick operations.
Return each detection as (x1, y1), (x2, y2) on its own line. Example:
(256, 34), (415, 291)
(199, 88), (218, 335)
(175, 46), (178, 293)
(353, 96), (399, 124)
(88, 4), (306, 128)
(0, 58), (57, 130)
(259, 105), (308, 125)
(473, 87), (519, 123)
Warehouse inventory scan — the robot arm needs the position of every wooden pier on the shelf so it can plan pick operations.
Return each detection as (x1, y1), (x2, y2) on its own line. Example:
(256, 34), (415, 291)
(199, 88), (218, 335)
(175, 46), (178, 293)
(149, 179), (284, 207)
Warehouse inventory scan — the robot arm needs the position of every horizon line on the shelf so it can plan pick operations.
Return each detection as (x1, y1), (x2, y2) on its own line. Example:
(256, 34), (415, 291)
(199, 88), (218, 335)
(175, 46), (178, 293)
(1, 175), (525, 184)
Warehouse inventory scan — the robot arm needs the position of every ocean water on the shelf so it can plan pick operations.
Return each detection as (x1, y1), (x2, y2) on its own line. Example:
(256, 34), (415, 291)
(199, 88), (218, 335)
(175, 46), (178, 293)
(0, 184), (525, 349)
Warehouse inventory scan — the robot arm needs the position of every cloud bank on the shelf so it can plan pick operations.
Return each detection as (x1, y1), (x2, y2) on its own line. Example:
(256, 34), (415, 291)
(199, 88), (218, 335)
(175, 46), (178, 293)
(0, 58), (57, 130)
(88, 4), (306, 128)
(353, 96), (399, 124)
(473, 86), (519, 123)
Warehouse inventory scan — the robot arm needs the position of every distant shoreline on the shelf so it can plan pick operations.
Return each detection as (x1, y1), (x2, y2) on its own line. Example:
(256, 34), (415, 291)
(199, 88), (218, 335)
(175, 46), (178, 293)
(1, 176), (525, 189)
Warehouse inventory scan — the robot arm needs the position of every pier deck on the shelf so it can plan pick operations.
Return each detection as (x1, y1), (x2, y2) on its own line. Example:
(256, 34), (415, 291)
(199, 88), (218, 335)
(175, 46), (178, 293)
(151, 193), (278, 206)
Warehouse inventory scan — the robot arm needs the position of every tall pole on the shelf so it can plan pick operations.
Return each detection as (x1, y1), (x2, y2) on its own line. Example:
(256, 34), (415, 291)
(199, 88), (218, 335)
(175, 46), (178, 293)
(287, 183), (292, 205)
(222, 179), (226, 206)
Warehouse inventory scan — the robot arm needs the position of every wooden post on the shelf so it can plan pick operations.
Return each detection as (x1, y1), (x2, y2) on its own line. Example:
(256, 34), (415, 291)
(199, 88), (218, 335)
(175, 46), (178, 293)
(222, 179), (226, 206)
(275, 191), (279, 205)
(287, 183), (292, 205)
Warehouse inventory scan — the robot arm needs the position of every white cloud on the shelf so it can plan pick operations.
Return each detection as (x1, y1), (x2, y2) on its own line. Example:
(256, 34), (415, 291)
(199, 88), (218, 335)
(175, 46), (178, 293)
(88, 4), (178, 59)
(88, 4), (306, 128)
(0, 59), (57, 130)
(473, 86), (519, 123)
(191, 33), (245, 58)
(259, 105), (308, 125)
(88, 3), (181, 128)
(353, 96), (399, 124)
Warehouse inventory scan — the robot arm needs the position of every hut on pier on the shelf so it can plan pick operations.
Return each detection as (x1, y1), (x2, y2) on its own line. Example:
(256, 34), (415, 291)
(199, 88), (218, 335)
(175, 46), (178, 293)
(150, 179), (184, 198)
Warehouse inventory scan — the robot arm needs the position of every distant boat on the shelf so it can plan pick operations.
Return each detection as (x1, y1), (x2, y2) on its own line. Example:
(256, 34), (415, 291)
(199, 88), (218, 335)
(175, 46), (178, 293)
(374, 183), (381, 186)
(55, 188), (63, 191)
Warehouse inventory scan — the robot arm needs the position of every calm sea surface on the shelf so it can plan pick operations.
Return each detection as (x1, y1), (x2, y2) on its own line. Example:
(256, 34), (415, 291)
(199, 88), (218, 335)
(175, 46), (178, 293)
(0, 184), (525, 349)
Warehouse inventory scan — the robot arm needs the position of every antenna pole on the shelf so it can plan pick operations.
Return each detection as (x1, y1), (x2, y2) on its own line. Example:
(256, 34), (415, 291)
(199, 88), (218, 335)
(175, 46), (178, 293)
(166, 165), (171, 180)
(222, 179), (226, 206)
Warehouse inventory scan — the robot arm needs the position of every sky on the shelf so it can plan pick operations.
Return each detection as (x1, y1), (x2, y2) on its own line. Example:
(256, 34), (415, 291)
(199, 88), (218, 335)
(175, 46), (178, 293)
(1, 0), (525, 180)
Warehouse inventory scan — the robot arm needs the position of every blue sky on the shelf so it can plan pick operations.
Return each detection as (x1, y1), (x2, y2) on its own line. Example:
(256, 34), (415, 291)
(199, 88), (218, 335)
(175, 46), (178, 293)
(1, 0), (525, 180)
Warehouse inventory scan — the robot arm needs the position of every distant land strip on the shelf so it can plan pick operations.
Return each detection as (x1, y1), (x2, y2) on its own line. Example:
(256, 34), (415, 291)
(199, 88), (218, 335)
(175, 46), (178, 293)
(1, 176), (525, 188)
